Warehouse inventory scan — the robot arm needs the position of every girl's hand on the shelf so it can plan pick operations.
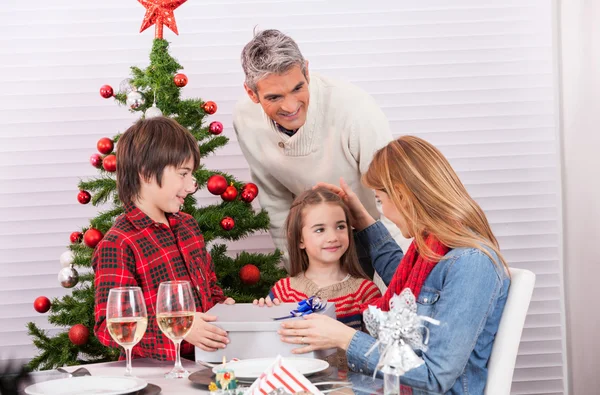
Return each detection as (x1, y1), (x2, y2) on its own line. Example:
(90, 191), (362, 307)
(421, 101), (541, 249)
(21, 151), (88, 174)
(278, 314), (357, 353)
(223, 297), (235, 305)
(314, 178), (376, 231)
(252, 296), (281, 307)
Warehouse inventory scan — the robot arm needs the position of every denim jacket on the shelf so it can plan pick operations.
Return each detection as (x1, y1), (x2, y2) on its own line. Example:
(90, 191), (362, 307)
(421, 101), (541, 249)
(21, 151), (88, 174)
(347, 221), (510, 394)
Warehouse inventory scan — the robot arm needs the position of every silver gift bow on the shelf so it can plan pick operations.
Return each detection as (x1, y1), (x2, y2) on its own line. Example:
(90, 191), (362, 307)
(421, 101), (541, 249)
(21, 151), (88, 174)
(363, 288), (440, 377)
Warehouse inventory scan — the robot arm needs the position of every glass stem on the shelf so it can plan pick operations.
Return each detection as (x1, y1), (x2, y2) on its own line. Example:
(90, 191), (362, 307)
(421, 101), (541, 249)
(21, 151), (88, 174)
(125, 346), (133, 376)
(384, 372), (400, 395)
(174, 340), (183, 371)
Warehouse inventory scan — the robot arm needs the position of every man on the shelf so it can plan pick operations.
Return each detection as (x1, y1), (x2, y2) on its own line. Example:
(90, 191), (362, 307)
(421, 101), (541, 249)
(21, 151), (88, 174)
(233, 29), (408, 274)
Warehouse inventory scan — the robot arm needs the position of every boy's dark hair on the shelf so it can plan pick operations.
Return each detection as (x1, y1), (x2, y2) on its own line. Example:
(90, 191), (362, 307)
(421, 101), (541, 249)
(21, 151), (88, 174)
(116, 117), (200, 205)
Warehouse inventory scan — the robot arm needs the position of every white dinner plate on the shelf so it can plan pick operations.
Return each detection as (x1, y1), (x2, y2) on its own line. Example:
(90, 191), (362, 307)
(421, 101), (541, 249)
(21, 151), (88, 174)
(24, 376), (147, 395)
(212, 357), (329, 379)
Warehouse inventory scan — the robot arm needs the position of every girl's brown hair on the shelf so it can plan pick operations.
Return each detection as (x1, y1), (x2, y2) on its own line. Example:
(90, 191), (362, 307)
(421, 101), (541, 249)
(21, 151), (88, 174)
(116, 117), (200, 205)
(285, 187), (368, 279)
(363, 136), (508, 272)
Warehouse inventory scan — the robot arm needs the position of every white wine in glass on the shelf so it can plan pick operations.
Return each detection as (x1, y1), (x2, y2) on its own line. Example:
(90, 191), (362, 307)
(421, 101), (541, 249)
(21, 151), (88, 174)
(156, 281), (196, 378)
(106, 287), (148, 376)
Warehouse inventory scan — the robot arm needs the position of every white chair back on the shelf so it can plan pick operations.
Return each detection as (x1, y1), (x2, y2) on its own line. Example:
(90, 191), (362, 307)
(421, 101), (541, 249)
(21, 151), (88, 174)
(485, 268), (536, 395)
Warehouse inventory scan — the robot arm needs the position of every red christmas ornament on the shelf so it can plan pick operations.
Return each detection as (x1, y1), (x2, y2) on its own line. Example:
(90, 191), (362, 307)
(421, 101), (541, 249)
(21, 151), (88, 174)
(83, 228), (104, 248)
(208, 121), (223, 135)
(68, 324), (90, 346)
(33, 296), (51, 314)
(77, 190), (91, 204)
(90, 153), (103, 168)
(207, 175), (228, 195)
(240, 189), (256, 203)
(173, 73), (188, 87)
(203, 101), (217, 115)
(243, 183), (259, 196)
(99, 85), (114, 99)
(220, 217), (235, 231)
(239, 264), (260, 285)
(97, 137), (114, 155)
(221, 185), (238, 202)
(138, 0), (187, 39)
(70, 231), (83, 244)
(103, 154), (117, 172)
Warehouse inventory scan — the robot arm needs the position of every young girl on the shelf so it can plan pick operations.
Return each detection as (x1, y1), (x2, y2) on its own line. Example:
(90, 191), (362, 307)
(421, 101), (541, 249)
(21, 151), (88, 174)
(254, 187), (381, 368)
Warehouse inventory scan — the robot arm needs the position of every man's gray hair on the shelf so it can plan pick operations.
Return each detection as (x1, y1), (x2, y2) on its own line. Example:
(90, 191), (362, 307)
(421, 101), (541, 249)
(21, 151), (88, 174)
(241, 29), (307, 93)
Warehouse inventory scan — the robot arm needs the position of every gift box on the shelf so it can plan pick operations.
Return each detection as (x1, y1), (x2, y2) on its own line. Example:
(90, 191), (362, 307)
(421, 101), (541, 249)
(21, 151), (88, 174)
(195, 302), (337, 363)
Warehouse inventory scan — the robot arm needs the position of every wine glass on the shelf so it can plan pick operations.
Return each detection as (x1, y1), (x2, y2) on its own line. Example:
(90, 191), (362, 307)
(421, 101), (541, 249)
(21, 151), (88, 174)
(156, 281), (196, 378)
(106, 287), (148, 376)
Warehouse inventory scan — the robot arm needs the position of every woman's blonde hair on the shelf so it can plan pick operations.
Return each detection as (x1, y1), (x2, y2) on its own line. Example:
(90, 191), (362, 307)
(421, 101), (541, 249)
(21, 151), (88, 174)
(363, 136), (508, 272)
(285, 187), (368, 279)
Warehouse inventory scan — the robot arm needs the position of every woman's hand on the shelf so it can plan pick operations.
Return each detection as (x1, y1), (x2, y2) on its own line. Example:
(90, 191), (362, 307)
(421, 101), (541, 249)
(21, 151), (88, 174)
(253, 296), (281, 307)
(278, 314), (357, 354)
(184, 312), (229, 352)
(314, 178), (376, 231)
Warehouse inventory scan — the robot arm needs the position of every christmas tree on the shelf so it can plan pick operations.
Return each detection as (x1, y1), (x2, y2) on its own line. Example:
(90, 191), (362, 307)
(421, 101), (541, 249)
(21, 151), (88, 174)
(26, 1), (285, 371)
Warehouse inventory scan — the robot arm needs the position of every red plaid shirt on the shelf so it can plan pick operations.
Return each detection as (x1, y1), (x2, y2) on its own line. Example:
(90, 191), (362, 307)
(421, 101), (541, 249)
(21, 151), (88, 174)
(92, 203), (226, 361)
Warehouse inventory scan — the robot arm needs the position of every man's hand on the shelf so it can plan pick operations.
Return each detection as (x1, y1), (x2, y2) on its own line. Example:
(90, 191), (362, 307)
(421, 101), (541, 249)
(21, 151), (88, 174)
(184, 312), (229, 352)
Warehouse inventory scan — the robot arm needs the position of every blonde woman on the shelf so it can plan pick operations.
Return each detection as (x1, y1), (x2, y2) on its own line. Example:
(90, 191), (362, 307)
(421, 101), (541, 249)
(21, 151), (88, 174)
(278, 136), (511, 394)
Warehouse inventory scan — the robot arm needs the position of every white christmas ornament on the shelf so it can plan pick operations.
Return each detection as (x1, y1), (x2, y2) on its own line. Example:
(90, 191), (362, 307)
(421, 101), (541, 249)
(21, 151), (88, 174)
(60, 250), (75, 268)
(145, 104), (163, 119)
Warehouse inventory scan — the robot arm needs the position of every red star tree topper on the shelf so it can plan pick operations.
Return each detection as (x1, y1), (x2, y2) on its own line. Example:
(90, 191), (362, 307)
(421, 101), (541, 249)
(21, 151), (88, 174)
(138, 0), (187, 39)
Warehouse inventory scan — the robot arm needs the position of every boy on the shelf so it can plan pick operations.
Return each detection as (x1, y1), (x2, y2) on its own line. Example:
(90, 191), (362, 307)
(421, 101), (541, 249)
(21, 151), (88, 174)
(93, 117), (233, 361)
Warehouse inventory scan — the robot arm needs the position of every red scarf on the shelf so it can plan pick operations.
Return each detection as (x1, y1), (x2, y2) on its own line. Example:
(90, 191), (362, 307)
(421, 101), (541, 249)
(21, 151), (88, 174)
(369, 235), (450, 312)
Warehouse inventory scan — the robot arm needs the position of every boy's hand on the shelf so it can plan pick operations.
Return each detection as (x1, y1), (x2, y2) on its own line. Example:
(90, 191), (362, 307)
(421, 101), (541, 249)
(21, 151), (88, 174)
(252, 296), (281, 307)
(223, 297), (235, 305)
(184, 312), (229, 352)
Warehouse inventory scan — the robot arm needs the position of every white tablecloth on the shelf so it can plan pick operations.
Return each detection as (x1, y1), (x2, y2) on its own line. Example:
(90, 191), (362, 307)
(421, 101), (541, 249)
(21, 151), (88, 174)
(22, 358), (385, 394)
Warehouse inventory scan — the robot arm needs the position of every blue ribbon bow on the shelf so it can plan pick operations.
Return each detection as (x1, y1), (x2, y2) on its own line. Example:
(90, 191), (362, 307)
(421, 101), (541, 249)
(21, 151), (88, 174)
(273, 296), (327, 320)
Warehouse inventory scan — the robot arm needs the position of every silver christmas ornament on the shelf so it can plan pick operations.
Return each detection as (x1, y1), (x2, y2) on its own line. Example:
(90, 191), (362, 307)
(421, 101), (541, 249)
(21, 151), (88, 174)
(364, 288), (440, 386)
(145, 104), (163, 119)
(126, 91), (145, 110)
(59, 250), (74, 268)
(58, 265), (79, 288)
(119, 78), (135, 95)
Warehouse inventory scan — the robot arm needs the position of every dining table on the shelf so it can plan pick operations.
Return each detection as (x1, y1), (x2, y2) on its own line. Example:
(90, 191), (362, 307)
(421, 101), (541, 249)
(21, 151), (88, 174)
(18, 357), (392, 395)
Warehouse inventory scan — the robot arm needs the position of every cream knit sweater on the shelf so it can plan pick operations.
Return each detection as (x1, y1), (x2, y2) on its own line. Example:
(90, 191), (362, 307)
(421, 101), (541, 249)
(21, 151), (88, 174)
(233, 73), (408, 269)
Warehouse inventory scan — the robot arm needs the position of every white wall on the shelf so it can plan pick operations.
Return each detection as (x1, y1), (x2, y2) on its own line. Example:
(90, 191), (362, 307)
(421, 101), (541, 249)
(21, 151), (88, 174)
(559, 0), (600, 394)
(0, 1), (569, 392)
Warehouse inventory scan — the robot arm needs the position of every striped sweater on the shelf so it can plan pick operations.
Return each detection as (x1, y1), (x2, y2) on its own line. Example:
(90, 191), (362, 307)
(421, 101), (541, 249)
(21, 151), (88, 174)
(268, 273), (381, 330)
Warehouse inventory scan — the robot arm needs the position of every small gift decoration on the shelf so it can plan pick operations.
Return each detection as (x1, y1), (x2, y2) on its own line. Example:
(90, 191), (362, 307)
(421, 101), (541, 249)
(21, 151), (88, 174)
(273, 296), (327, 320)
(209, 357), (243, 395)
(363, 288), (441, 394)
(216, 357), (238, 390)
(244, 355), (320, 395)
